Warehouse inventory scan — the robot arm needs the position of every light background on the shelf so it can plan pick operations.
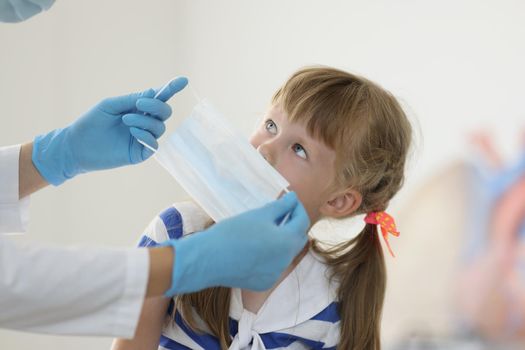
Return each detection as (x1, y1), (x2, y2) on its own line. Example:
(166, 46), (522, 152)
(1, 0), (524, 348)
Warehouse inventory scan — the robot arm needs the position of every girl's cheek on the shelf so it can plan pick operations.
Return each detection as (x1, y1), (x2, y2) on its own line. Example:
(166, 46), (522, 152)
(277, 163), (301, 189)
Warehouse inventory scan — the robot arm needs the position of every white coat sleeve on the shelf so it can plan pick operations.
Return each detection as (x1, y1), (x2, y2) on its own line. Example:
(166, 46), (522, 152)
(0, 145), (30, 233)
(0, 235), (149, 337)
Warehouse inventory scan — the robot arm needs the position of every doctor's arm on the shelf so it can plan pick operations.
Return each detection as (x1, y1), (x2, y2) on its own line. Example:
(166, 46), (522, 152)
(0, 236), (171, 337)
(19, 142), (48, 198)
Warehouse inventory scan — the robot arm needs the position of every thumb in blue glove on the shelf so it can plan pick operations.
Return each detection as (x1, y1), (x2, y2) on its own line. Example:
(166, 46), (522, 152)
(32, 77), (188, 185)
(163, 191), (310, 296)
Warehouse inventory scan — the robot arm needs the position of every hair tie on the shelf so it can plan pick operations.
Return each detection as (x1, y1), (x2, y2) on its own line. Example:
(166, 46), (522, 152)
(364, 211), (400, 257)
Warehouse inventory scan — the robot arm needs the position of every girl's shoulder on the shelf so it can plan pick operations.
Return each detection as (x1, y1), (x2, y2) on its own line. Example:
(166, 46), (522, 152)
(168, 201), (212, 237)
(138, 201), (211, 247)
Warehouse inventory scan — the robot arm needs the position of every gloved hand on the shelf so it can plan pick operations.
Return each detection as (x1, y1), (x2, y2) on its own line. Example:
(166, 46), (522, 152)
(163, 191), (310, 295)
(32, 77), (188, 185)
(0, 0), (55, 23)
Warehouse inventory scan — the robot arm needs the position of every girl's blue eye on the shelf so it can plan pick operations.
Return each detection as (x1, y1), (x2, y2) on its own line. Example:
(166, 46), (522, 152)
(293, 143), (307, 159)
(265, 119), (277, 134)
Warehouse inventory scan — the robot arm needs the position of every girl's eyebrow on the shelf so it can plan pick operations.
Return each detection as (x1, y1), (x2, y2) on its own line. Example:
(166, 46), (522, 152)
(300, 136), (315, 150)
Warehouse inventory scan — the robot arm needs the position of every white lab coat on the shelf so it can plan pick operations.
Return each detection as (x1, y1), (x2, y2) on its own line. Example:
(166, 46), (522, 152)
(0, 145), (148, 337)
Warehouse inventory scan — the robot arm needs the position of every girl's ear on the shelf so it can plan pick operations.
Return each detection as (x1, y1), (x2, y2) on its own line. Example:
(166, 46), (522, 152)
(320, 188), (362, 219)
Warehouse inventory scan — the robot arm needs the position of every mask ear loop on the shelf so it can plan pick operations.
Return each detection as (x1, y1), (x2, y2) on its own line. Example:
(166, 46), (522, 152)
(291, 240), (310, 334)
(293, 267), (301, 327)
(137, 80), (202, 154)
(254, 251), (301, 342)
(276, 188), (292, 226)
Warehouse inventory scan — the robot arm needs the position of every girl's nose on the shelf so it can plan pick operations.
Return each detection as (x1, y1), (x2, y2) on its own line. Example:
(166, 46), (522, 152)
(257, 143), (275, 165)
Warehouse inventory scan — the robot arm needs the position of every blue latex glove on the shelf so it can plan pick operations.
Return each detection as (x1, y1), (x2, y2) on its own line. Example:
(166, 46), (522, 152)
(163, 191), (310, 296)
(32, 77), (188, 185)
(0, 0), (55, 23)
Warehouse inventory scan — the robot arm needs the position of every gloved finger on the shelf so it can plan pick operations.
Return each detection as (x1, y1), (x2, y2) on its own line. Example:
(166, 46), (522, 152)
(129, 127), (158, 158)
(281, 198), (310, 237)
(153, 76), (188, 102)
(135, 98), (172, 121)
(258, 191), (300, 222)
(99, 88), (156, 115)
(122, 114), (166, 138)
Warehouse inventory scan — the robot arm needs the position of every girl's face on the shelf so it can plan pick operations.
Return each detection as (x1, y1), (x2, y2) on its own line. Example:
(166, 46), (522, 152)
(250, 104), (338, 223)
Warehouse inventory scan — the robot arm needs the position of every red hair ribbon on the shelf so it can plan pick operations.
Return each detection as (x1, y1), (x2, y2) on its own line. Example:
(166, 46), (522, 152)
(364, 211), (400, 258)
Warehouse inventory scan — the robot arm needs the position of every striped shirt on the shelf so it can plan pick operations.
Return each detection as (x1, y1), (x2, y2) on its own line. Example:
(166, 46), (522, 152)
(138, 201), (340, 350)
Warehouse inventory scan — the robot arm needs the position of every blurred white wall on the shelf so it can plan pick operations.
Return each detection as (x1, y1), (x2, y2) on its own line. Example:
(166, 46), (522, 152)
(1, 0), (525, 348)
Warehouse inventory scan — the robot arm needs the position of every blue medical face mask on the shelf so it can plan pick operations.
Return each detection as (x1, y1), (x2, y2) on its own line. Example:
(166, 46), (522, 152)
(155, 99), (290, 223)
(0, 0), (55, 23)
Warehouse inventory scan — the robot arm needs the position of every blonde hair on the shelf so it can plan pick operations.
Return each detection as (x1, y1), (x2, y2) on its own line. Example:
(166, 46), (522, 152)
(177, 66), (412, 350)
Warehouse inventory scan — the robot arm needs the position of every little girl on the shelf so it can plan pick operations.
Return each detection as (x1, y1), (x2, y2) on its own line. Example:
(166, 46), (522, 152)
(112, 66), (412, 350)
